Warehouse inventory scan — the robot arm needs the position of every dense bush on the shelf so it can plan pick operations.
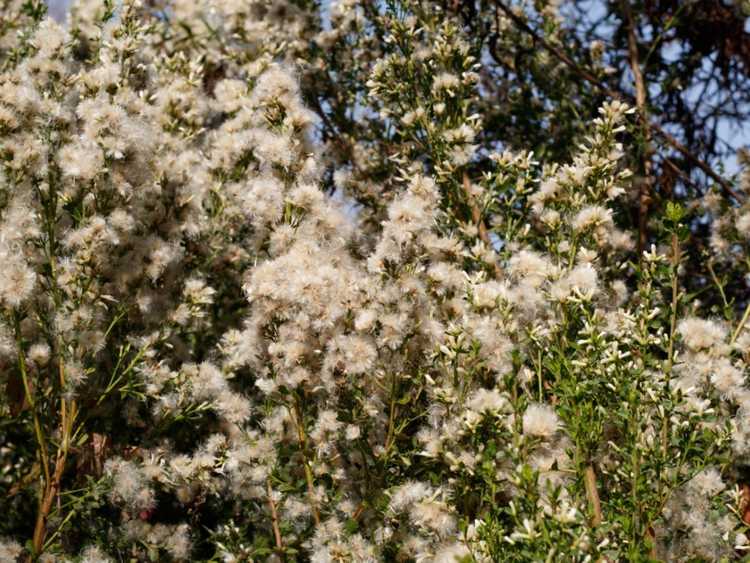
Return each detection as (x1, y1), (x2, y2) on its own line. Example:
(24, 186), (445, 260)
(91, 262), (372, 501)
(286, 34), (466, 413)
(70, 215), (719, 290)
(1, 0), (749, 561)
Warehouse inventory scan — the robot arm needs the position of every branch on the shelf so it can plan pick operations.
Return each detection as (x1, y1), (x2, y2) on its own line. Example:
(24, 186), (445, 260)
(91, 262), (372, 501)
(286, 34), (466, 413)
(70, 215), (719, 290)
(493, 1), (742, 201)
(583, 463), (603, 527)
(622, 0), (653, 254)
(30, 452), (66, 559)
(29, 359), (77, 560)
(652, 126), (742, 200)
(462, 172), (503, 278)
(291, 399), (321, 526)
(266, 479), (283, 553)
(731, 299), (750, 345)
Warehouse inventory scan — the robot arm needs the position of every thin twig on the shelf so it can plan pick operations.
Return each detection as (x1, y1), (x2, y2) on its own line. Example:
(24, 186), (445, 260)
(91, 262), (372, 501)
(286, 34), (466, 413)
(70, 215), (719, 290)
(266, 479), (283, 552)
(707, 259), (729, 310)
(383, 371), (398, 456)
(662, 156), (698, 191)
(655, 126), (742, 201)
(731, 300), (750, 345)
(463, 172), (503, 278)
(666, 234), (681, 374)
(14, 314), (51, 490)
(291, 399), (321, 526)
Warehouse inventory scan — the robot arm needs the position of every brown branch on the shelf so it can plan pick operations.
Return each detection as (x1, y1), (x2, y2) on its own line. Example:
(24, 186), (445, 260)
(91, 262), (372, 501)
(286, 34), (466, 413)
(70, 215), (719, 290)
(266, 479), (284, 552)
(28, 360), (77, 560)
(652, 126), (742, 200)
(583, 463), (603, 527)
(622, 0), (653, 254)
(462, 172), (503, 278)
(493, 1), (742, 201)
(30, 451), (66, 558)
(662, 157), (698, 191)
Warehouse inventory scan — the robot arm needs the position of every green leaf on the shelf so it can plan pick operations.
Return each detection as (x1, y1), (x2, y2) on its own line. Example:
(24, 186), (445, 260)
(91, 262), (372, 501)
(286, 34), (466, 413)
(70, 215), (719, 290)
(665, 201), (685, 224)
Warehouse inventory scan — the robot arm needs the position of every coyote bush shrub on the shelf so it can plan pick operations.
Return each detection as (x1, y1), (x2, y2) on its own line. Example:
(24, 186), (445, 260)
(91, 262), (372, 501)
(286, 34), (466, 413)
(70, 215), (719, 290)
(1, 1), (750, 561)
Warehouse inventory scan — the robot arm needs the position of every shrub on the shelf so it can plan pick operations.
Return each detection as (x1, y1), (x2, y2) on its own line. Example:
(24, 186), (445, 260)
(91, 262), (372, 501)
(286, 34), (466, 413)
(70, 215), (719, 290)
(1, 1), (749, 561)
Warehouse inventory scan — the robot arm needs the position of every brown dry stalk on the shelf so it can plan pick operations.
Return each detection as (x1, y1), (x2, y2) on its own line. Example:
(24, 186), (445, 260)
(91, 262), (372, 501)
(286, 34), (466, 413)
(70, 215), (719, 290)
(28, 360), (77, 560)
(584, 463), (603, 527)
(31, 451), (66, 557)
(266, 479), (284, 552)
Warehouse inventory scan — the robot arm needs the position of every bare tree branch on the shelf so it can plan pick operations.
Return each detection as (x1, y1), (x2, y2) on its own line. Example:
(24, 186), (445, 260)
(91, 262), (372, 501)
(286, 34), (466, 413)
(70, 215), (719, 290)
(493, 1), (743, 201)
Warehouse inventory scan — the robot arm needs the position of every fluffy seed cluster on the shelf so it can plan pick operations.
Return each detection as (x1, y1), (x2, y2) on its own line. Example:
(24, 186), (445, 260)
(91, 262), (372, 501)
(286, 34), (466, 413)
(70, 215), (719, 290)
(0, 2), (748, 562)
